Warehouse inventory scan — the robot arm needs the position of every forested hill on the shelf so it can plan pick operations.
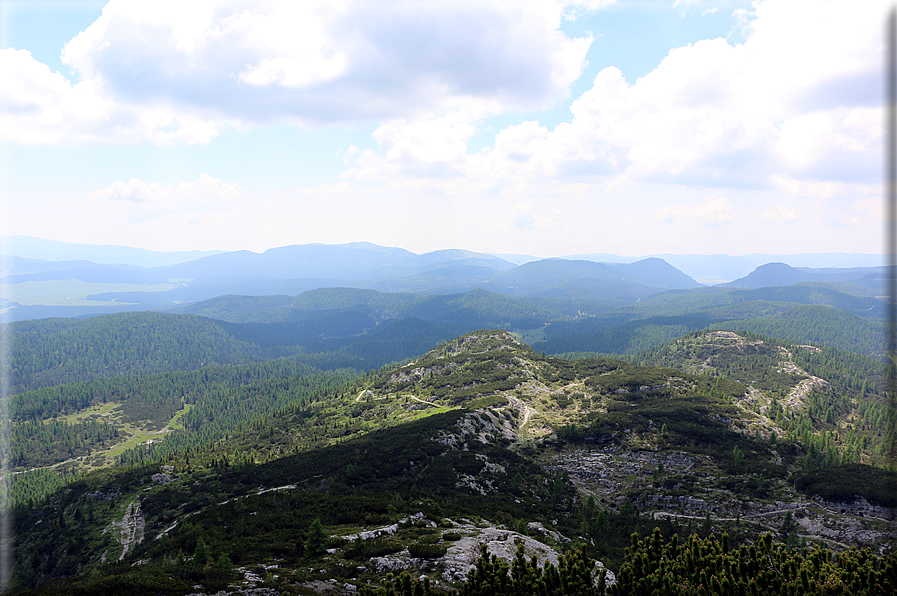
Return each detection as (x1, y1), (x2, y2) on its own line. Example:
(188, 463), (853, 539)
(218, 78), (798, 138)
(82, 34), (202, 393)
(174, 287), (569, 325)
(10, 312), (276, 394)
(174, 281), (887, 361)
(7, 290), (568, 394)
(8, 329), (896, 595)
(10, 278), (888, 399)
(8, 288), (595, 394)
(532, 284), (886, 359)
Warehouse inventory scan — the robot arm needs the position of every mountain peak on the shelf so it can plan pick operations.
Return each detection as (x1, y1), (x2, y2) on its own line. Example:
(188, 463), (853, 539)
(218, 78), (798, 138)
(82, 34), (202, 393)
(421, 329), (530, 362)
(723, 262), (813, 288)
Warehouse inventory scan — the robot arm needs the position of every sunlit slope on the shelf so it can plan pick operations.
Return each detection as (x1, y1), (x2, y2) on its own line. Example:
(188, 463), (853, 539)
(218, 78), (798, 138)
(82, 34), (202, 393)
(633, 330), (890, 467)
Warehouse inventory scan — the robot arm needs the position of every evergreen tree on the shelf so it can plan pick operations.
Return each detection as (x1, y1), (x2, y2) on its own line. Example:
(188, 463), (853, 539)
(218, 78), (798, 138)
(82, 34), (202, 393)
(305, 517), (327, 556)
(193, 537), (208, 566)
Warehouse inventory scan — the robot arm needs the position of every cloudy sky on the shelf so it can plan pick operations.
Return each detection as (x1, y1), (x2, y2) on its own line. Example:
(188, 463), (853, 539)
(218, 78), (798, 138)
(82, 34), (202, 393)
(0, 0), (885, 257)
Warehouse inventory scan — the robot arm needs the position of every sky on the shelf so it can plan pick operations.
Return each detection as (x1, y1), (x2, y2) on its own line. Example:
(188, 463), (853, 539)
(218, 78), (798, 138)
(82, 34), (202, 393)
(0, 0), (887, 258)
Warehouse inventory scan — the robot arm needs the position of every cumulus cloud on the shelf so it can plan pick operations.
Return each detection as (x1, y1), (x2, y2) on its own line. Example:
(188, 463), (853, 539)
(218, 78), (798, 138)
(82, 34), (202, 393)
(0, 0), (591, 145)
(760, 204), (799, 222)
(0, 47), (223, 145)
(346, 0), (884, 200)
(5, 0), (882, 256)
(0, 0), (594, 145)
(371, 112), (477, 175)
(86, 174), (243, 220)
(560, 0), (884, 187)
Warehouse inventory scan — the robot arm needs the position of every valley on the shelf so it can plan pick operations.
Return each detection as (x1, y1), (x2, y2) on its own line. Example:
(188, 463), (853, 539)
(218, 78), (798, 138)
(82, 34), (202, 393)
(1, 246), (894, 595)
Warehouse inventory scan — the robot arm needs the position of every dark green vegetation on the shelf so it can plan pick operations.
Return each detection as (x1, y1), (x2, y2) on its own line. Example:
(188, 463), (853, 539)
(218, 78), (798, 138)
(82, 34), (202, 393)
(371, 529), (896, 596)
(4, 360), (354, 479)
(179, 287), (562, 328)
(4, 281), (895, 596)
(533, 285), (885, 359)
(9, 408), (556, 594)
(10, 312), (265, 393)
(7, 288), (583, 393)
(793, 465), (897, 507)
(631, 331), (892, 469)
(8, 308), (458, 392)
(610, 529), (896, 595)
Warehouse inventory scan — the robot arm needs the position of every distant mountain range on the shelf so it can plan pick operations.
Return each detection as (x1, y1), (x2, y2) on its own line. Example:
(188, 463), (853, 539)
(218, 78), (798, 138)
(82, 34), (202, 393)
(565, 252), (883, 285)
(0, 236), (885, 322)
(1, 234), (224, 267)
(719, 261), (883, 293)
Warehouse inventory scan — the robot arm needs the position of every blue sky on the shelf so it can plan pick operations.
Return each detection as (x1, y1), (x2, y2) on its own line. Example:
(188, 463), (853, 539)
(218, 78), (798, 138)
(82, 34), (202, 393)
(0, 0), (885, 257)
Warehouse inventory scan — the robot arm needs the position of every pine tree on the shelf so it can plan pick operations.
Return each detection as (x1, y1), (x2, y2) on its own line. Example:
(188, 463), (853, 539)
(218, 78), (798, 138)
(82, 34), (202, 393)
(193, 536), (208, 566)
(305, 517), (327, 556)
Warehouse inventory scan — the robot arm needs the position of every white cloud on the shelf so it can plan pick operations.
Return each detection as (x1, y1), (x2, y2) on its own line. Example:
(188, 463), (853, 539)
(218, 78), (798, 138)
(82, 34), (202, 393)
(0, 48), (221, 145)
(379, 0), (882, 194)
(694, 197), (735, 224)
(565, 0), (617, 9)
(563, 0), (884, 187)
(4, 0), (884, 257)
(369, 112), (477, 175)
(312, 0), (883, 261)
(493, 122), (552, 165)
(562, 0), (618, 16)
(850, 198), (878, 221)
(0, 0), (593, 145)
(771, 176), (879, 200)
(86, 174), (243, 220)
(759, 204), (798, 222)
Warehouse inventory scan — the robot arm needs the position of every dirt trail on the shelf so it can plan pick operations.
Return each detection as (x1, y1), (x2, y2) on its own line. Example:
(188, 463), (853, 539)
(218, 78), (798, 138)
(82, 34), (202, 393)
(356, 389), (387, 402)
(507, 396), (535, 431)
(410, 396), (440, 407)
(777, 347), (830, 411)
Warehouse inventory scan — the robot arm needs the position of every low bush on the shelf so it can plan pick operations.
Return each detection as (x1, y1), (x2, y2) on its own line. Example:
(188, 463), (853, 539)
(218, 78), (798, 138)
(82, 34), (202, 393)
(343, 538), (404, 560)
(408, 543), (448, 559)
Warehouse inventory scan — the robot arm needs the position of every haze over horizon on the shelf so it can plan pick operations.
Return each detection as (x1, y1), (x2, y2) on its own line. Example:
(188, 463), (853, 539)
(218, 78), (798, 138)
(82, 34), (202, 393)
(2, 232), (882, 264)
(1, 234), (884, 289)
(0, 0), (885, 258)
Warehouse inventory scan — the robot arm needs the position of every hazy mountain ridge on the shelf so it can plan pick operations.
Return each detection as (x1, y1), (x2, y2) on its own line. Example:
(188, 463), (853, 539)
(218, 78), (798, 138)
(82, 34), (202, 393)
(721, 262), (885, 290)
(565, 252), (884, 285)
(2, 243), (702, 321)
(1, 235), (224, 267)
(7, 235), (880, 280)
(4, 238), (882, 323)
